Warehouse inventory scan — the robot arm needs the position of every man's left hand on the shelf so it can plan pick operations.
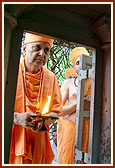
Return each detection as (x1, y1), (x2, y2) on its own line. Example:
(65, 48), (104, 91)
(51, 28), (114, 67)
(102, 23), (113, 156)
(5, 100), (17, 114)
(46, 112), (58, 126)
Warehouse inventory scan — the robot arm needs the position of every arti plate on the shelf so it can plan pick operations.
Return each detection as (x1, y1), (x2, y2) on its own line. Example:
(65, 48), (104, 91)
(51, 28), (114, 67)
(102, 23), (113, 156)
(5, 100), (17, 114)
(30, 114), (59, 120)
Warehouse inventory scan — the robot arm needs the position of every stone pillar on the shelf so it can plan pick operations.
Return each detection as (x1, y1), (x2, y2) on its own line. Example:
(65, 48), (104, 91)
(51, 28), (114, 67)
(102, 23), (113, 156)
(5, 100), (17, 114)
(4, 9), (17, 89)
(4, 8), (17, 163)
(93, 13), (111, 164)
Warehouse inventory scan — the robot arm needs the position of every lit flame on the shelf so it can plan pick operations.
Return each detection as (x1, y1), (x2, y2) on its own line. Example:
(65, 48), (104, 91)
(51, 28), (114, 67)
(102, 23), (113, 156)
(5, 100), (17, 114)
(42, 96), (51, 115)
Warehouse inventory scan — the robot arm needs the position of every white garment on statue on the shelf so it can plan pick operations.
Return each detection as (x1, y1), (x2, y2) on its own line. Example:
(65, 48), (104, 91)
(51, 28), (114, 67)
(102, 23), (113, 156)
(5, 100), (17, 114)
(50, 139), (57, 164)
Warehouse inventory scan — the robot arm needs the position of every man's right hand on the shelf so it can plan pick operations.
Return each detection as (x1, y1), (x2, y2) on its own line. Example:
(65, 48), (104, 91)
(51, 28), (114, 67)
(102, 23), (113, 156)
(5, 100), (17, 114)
(13, 112), (41, 130)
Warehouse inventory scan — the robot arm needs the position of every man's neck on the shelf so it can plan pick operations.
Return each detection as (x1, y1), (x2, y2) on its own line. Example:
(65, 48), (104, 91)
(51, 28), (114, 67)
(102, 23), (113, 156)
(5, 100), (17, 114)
(25, 64), (41, 74)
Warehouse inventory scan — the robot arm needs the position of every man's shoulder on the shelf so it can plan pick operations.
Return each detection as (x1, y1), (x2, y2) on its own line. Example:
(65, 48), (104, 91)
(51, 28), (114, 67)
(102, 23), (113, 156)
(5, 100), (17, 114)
(43, 67), (55, 77)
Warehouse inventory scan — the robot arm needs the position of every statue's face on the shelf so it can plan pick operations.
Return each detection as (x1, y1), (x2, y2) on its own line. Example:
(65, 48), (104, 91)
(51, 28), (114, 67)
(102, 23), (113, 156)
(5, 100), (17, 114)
(74, 56), (80, 74)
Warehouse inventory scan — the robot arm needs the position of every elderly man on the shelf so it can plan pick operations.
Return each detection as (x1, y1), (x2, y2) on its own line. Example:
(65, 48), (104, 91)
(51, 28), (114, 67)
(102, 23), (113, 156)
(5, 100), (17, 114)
(9, 32), (62, 164)
(57, 47), (91, 164)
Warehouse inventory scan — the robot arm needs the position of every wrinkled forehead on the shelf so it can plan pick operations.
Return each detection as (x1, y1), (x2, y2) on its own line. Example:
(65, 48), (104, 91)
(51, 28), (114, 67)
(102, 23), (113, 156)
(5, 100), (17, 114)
(26, 41), (50, 48)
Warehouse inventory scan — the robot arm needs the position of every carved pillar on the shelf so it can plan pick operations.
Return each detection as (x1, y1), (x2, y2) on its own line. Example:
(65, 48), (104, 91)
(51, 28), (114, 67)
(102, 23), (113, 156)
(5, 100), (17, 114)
(4, 9), (17, 89)
(93, 13), (111, 164)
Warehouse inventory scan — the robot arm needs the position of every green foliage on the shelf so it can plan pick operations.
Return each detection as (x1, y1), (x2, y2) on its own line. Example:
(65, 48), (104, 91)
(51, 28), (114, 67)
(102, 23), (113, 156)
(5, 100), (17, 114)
(21, 34), (93, 86)
(45, 40), (77, 86)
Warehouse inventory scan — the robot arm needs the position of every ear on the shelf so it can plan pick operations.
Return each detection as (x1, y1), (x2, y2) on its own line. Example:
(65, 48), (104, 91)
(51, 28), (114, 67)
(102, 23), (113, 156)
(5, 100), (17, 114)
(22, 44), (26, 55)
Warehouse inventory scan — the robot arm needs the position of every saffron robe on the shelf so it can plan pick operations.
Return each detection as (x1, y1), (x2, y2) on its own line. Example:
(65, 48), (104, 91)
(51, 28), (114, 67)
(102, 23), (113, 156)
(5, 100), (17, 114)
(57, 78), (91, 164)
(9, 58), (62, 164)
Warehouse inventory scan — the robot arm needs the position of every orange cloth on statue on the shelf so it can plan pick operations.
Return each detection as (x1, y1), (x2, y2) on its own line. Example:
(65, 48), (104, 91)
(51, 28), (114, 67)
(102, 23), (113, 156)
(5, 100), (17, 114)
(9, 57), (62, 164)
(82, 78), (91, 153)
(57, 117), (75, 164)
(57, 78), (92, 164)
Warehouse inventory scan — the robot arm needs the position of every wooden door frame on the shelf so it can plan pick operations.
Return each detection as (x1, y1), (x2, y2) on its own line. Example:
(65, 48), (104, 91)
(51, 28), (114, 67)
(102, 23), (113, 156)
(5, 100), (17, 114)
(4, 5), (104, 164)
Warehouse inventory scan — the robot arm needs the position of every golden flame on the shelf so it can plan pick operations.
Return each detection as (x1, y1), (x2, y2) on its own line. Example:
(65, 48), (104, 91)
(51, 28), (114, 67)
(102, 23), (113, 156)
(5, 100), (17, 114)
(42, 96), (51, 115)
(36, 102), (40, 110)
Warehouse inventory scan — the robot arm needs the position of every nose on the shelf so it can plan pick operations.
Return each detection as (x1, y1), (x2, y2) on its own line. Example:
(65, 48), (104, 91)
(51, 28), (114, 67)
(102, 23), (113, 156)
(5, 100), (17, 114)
(39, 49), (45, 57)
